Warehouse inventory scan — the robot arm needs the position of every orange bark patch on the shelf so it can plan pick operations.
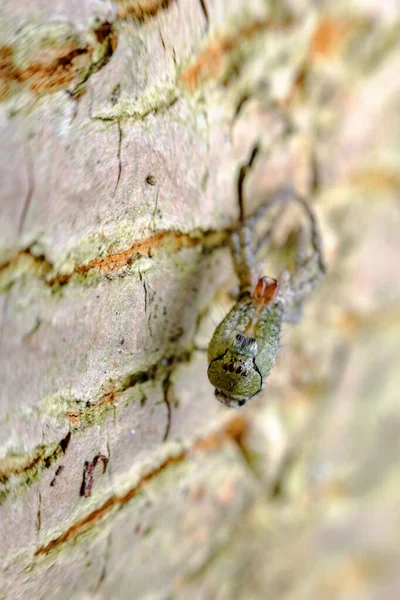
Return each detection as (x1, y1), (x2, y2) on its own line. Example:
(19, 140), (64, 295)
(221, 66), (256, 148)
(349, 169), (400, 193)
(0, 249), (26, 273)
(49, 230), (224, 286)
(0, 23), (117, 98)
(0, 45), (21, 100)
(0, 43), (92, 97)
(310, 18), (355, 59)
(0, 432), (71, 485)
(1, 230), (227, 290)
(65, 391), (115, 427)
(180, 18), (292, 91)
(19, 44), (91, 94)
(64, 411), (81, 427)
(116, 0), (175, 21)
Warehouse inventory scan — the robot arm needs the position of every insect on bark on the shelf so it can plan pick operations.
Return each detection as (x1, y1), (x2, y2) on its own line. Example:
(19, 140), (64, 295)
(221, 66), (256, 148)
(207, 146), (326, 408)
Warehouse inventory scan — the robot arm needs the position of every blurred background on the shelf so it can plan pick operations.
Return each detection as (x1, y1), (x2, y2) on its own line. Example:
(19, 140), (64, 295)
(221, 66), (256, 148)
(1, 0), (400, 598)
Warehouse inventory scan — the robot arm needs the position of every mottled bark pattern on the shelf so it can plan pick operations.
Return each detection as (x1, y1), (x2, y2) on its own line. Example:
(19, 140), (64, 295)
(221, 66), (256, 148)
(1, 0), (400, 598)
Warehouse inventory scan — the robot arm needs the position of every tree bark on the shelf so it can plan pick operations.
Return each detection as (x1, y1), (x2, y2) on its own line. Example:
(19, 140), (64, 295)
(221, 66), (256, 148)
(1, 1), (400, 598)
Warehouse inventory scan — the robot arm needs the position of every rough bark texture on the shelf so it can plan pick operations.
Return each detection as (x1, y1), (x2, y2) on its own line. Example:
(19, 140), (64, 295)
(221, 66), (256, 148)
(1, 1), (400, 598)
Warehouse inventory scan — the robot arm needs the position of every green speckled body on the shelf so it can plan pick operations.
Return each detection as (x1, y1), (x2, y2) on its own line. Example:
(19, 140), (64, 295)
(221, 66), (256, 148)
(208, 151), (325, 408)
(207, 293), (283, 408)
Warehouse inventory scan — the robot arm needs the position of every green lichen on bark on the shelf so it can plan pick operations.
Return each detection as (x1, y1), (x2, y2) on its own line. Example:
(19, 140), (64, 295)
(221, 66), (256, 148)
(1, 0), (400, 598)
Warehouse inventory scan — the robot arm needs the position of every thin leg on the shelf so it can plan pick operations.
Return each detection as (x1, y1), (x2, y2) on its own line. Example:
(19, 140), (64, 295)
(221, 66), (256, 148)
(237, 144), (260, 223)
(232, 190), (290, 291)
(230, 227), (254, 293)
(281, 195), (326, 321)
(231, 144), (260, 293)
(233, 143), (325, 306)
(246, 187), (293, 230)
(233, 145), (292, 292)
(293, 193), (326, 276)
(253, 195), (291, 257)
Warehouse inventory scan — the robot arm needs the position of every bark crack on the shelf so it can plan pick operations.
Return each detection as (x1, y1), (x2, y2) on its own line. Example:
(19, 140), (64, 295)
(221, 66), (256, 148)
(96, 531), (112, 592)
(198, 0), (209, 27)
(18, 139), (34, 236)
(36, 489), (42, 534)
(112, 122), (123, 198)
(1, 22), (117, 101)
(0, 431), (71, 505)
(139, 270), (154, 337)
(34, 415), (247, 556)
(162, 372), (173, 442)
(65, 348), (191, 431)
(92, 94), (178, 122)
(151, 185), (160, 230)
(1, 298), (207, 498)
(1, 229), (229, 290)
(237, 144), (260, 223)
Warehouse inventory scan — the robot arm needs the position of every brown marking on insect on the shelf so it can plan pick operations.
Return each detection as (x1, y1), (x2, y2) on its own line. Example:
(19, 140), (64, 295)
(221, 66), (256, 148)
(80, 455), (109, 498)
(251, 276), (279, 306)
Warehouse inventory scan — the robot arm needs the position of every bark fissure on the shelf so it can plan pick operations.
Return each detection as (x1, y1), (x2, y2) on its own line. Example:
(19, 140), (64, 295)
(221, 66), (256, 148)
(92, 93), (178, 122)
(0, 22), (118, 100)
(34, 415), (247, 557)
(0, 348), (190, 503)
(36, 489), (42, 534)
(70, 22), (118, 98)
(0, 431), (71, 505)
(162, 372), (173, 441)
(96, 531), (112, 592)
(18, 140), (34, 235)
(237, 144), (260, 222)
(112, 122), (123, 198)
(198, 0), (209, 27)
(0, 229), (230, 291)
(65, 348), (192, 431)
(151, 185), (160, 230)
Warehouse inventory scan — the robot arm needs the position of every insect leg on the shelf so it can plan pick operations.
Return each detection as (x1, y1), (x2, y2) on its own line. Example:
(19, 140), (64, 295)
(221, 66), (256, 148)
(252, 191), (291, 257)
(293, 194), (326, 278)
(230, 227), (254, 293)
(231, 144), (261, 293)
(232, 190), (290, 292)
(282, 194), (326, 321)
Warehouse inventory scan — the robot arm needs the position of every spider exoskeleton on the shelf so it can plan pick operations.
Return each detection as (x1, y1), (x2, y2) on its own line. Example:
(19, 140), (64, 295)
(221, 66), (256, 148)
(207, 147), (326, 408)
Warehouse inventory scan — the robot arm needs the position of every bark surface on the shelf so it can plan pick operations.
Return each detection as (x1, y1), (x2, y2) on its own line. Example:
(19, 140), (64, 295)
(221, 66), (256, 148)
(1, 1), (400, 598)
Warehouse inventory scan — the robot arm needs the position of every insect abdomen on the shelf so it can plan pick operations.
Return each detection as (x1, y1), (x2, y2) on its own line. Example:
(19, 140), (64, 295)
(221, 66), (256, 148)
(254, 302), (283, 380)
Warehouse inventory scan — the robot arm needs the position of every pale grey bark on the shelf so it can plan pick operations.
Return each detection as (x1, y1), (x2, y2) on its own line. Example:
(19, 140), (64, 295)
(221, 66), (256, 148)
(1, 1), (400, 599)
